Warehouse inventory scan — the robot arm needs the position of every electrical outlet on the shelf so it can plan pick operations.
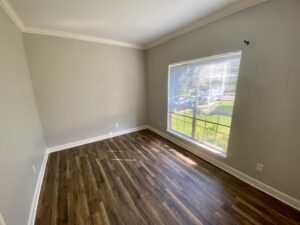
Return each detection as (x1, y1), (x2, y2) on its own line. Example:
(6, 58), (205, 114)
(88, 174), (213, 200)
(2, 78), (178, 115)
(0, 213), (6, 225)
(256, 163), (264, 172)
(158, 121), (162, 127)
(32, 164), (36, 174)
(115, 122), (119, 128)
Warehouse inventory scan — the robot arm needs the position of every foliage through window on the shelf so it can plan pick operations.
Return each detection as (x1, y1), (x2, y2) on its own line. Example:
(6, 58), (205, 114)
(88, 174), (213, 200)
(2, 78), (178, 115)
(168, 52), (242, 153)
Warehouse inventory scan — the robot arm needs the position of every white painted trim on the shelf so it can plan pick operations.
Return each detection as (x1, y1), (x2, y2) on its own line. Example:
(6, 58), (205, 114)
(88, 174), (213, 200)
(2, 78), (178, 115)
(27, 151), (49, 225)
(167, 129), (227, 158)
(145, 0), (267, 49)
(23, 27), (144, 49)
(25, 124), (299, 225)
(0, 0), (142, 49)
(146, 125), (300, 211)
(27, 125), (147, 225)
(0, 214), (6, 225)
(1, 0), (267, 49)
(47, 126), (148, 153)
(0, 0), (24, 31)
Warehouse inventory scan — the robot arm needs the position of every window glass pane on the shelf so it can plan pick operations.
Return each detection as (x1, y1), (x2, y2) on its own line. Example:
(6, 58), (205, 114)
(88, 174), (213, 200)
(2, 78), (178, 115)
(168, 52), (242, 152)
(195, 125), (205, 142)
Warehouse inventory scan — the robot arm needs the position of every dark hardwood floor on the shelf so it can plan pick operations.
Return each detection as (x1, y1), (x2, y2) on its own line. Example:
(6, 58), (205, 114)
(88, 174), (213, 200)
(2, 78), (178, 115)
(35, 129), (300, 225)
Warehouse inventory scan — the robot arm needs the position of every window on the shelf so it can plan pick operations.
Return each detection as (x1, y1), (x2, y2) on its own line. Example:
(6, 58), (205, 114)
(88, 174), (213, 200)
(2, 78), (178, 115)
(168, 52), (242, 154)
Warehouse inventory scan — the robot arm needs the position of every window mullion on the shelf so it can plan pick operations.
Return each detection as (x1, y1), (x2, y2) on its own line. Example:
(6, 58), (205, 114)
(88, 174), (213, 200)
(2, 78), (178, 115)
(168, 51), (241, 153)
(192, 85), (199, 139)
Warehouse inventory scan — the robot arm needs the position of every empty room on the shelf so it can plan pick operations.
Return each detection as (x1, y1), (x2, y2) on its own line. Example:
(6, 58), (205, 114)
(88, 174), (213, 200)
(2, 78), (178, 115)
(1, 0), (300, 224)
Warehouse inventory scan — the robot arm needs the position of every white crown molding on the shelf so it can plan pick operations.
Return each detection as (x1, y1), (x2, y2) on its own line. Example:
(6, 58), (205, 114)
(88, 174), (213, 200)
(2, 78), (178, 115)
(146, 125), (300, 211)
(0, 0), (143, 49)
(23, 27), (145, 49)
(0, 0), (24, 31)
(145, 0), (268, 49)
(1, 0), (267, 50)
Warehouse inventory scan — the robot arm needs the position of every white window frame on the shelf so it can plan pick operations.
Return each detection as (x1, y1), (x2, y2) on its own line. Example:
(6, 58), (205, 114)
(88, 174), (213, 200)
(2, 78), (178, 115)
(167, 51), (242, 157)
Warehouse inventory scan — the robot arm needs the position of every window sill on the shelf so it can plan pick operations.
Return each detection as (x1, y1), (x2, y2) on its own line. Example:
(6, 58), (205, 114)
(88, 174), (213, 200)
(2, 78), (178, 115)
(167, 129), (227, 158)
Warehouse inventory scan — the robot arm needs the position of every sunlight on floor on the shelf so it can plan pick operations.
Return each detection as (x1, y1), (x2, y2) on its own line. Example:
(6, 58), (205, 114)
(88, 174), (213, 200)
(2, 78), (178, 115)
(112, 159), (136, 161)
(174, 151), (197, 165)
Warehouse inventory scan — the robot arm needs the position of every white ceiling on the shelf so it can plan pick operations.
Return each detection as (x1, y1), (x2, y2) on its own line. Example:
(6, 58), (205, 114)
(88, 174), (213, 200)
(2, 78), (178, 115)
(3, 0), (266, 48)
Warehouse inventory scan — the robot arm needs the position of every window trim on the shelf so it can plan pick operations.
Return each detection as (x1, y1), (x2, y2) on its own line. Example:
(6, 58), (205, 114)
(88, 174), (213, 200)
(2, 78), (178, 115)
(167, 129), (228, 158)
(167, 51), (242, 157)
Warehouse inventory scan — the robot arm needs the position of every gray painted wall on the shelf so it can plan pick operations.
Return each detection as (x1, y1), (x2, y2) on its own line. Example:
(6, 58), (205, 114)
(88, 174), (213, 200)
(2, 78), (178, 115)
(1, 1), (300, 224)
(146, 0), (300, 200)
(0, 7), (46, 225)
(23, 34), (147, 147)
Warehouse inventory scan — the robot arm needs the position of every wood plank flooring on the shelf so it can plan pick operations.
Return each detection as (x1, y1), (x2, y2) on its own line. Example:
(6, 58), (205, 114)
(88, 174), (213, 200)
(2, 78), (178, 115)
(35, 129), (300, 225)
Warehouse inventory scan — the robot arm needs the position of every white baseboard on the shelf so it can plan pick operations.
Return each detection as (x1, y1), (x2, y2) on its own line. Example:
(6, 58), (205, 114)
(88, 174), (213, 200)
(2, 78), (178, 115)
(0, 213), (6, 225)
(146, 125), (300, 211)
(27, 151), (49, 225)
(26, 124), (299, 225)
(27, 125), (147, 225)
(47, 125), (148, 153)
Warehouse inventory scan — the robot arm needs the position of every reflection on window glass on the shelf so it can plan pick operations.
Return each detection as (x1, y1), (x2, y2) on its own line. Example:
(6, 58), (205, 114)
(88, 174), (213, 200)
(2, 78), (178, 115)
(168, 52), (242, 152)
